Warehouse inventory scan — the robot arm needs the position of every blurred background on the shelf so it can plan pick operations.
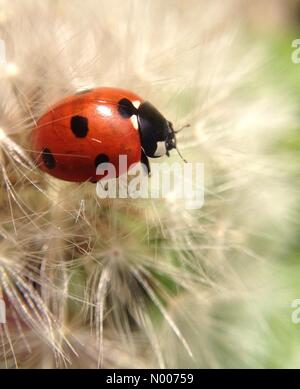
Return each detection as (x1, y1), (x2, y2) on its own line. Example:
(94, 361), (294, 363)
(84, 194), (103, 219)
(243, 0), (300, 368)
(0, 0), (299, 368)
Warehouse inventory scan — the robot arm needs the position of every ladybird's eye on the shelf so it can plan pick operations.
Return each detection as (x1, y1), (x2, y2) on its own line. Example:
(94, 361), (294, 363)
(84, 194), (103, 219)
(118, 98), (136, 118)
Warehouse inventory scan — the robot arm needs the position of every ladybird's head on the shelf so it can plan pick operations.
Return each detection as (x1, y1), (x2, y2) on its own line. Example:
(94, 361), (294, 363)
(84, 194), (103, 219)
(137, 102), (186, 161)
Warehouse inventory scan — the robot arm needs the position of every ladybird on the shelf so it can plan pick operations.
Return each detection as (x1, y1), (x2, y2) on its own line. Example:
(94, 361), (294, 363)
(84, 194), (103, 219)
(31, 87), (185, 183)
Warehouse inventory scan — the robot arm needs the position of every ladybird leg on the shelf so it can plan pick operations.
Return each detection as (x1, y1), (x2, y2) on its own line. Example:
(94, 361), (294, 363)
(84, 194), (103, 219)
(141, 149), (151, 176)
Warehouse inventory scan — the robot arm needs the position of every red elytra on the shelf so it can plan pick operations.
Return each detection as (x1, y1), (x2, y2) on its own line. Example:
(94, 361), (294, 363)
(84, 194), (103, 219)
(31, 87), (143, 182)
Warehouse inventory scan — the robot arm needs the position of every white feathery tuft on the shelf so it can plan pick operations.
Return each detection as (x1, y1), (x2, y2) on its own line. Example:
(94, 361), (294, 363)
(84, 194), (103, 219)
(0, 0), (297, 367)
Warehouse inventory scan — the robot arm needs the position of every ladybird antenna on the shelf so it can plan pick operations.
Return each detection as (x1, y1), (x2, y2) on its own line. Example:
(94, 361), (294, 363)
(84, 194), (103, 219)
(174, 123), (190, 134)
(175, 145), (187, 163)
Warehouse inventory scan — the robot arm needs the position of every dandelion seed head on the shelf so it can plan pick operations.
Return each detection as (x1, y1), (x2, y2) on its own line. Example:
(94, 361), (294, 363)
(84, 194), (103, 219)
(4, 63), (19, 77)
(0, 127), (6, 141)
(0, 0), (297, 368)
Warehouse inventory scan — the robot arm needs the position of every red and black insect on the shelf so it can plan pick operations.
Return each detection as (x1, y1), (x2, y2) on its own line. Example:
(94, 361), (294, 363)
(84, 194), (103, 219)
(31, 87), (185, 182)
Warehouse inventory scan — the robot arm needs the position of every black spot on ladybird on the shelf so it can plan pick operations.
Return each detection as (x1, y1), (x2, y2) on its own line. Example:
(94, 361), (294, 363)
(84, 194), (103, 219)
(42, 148), (56, 169)
(94, 153), (109, 168)
(118, 98), (137, 118)
(71, 115), (89, 138)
